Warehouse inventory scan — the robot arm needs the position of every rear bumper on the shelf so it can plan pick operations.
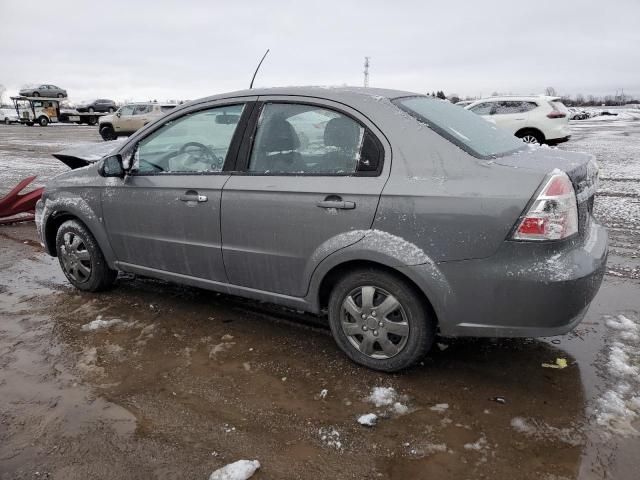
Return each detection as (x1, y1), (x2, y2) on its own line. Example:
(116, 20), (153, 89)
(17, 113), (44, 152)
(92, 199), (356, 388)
(547, 135), (571, 145)
(425, 219), (608, 338)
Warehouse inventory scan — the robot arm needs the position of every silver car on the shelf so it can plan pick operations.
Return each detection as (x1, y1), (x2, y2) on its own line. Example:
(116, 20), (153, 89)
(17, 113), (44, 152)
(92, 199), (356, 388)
(36, 87), (607, 371)
(19, 84), (68, 98)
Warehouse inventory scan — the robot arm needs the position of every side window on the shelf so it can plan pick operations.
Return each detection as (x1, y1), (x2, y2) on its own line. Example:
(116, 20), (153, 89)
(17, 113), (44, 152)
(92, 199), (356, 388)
(119, 105), (135, 116)
(133, 104), (244, 174)
(247, 103), (371, 175)
(133, 104), (152, 115)
(521, 101), (538, 112)
(494, 101), (521, 114)
(469, 102), (494, 115)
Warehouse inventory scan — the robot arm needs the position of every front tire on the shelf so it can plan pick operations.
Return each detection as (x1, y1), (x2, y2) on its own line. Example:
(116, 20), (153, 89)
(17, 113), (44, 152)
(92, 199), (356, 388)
(38, 116), (49, 127)
(32, 92), (39, 97)
(100, 124), (117, 141)
(55, 220), (117, 292)
(328, 269), (435, 372)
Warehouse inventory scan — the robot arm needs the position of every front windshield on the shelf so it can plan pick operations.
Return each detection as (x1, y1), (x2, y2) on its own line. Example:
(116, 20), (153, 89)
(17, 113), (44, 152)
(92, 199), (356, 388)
(393, 96), (525, 158)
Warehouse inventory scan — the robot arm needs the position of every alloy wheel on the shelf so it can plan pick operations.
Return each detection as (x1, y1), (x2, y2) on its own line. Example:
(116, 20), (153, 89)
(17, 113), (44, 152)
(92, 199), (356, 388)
(340, 286), (410, 359)
(60, 232), (92, 283)
(521, 134), (539, 144)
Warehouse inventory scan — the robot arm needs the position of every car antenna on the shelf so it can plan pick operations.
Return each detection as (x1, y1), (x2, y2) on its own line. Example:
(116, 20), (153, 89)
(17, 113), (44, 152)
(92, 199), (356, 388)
(249, 49), (270, 89)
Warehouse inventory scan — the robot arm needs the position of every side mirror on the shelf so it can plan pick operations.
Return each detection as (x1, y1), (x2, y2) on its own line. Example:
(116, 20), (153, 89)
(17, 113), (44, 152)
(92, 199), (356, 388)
(116, 111), (121, 117)
(100, 154), (124, 177)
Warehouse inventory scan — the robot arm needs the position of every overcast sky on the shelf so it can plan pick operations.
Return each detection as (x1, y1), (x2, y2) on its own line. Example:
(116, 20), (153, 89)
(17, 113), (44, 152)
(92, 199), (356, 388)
(1, 0), (639, 103)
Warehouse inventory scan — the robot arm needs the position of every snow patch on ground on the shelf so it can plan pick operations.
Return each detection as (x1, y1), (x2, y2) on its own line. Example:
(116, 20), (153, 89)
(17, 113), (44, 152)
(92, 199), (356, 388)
(594, 314), (640, 437)
(364, 386), (411, 417)
(463, 436), (488, 451)
(403, 441), (449, 458)
(430, 403), (449, 413)
(208, 459), (260, 480)
(366, 386), (398, 407)
(510, 417), (583, 446)
(357, 413), (377, 426)
(318, 427), (343, 450)
(81, 315), (130, 331)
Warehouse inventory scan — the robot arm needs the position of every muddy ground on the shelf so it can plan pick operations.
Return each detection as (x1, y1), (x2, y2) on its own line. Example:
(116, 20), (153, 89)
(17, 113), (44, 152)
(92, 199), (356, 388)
(1, 119), (639, 479)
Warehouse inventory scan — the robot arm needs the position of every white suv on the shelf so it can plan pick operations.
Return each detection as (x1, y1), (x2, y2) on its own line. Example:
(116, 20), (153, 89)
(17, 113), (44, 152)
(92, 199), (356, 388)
(465, 96), (570, 145)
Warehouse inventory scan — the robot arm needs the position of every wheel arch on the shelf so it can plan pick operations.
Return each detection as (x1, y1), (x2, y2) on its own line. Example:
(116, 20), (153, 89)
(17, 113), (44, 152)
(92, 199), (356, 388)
(318, 259), (437, 317)
(42, 203), (116, 266)
(311, 255), (451, 337)
(515, 127), (545, 143)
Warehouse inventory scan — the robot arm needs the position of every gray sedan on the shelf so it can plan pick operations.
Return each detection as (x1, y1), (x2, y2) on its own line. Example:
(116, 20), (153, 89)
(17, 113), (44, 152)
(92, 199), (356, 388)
(35, 87), (607, 371)
(19, 84), (68, 98)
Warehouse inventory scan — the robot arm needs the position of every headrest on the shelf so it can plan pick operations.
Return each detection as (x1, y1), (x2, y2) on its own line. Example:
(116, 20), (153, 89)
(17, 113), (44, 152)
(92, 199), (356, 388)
(260, 117), (300, 152)
(324, 116), (361, 150)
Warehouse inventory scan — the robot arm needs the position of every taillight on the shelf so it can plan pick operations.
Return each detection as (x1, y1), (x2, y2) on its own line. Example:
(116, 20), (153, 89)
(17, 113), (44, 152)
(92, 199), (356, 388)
(512, 170), (578, 241)
(547, 102), (567, 118)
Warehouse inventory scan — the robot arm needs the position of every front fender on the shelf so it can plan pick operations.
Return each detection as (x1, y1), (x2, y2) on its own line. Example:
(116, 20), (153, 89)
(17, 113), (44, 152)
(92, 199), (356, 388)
(41, 192), (116, 266)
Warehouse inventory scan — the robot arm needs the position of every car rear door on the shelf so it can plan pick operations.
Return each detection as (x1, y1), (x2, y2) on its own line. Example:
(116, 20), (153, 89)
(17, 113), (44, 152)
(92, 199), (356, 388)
(101, 99), (255, 282)
(220, 97), (390, 297)
(491, 101), (531, 134)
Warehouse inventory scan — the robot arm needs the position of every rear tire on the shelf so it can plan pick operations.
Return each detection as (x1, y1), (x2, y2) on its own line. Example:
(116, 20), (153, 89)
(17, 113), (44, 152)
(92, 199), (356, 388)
(4, 118), (9, 125)
(55, 220), (117, 292)
(100, 125), (117, 141)
(327, 268), (435, 372)
(88, 107), (95, 113)
(57, 93), (64, 98)
(516, 129), (544, 145)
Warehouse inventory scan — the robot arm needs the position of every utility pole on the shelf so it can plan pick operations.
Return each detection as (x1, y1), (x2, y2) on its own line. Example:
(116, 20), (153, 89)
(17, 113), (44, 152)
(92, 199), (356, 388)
(363, 57), (370, 88)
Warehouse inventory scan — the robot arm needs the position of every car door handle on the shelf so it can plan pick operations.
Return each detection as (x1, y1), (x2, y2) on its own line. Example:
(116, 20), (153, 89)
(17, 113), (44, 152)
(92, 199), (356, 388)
(179, 193), (208, 203)
(317, 200), (355, 209)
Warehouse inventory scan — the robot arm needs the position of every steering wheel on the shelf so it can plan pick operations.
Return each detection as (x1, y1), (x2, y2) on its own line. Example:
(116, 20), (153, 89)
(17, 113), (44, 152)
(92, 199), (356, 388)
(178, 142), (220, 169)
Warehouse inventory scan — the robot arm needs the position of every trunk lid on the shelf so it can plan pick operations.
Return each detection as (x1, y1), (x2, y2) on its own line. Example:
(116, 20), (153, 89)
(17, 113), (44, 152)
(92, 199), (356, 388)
(494, 146), (599, 233)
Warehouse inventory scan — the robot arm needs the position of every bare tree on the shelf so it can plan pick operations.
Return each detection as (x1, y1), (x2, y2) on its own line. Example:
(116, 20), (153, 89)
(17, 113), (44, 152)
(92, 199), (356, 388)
(545, 86), (557, 96)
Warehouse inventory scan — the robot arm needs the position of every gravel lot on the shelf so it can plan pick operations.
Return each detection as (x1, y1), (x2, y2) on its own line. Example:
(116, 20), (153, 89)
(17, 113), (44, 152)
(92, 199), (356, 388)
(1, 118), (639, 479)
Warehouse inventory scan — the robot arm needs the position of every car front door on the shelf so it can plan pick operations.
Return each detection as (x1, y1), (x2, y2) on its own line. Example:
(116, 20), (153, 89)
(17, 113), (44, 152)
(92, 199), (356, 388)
(101, 101), (253, 282)
(131, 104), (154, 131)
(114, 105), (135, 132)
(220, 99), (389, 297)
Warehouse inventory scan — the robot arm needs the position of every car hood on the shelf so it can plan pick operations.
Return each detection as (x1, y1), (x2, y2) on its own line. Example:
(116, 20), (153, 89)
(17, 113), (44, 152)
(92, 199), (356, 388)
(494, 145), (598, 201)
(52, 140), (125, 169)
(99, 113), (115, 124)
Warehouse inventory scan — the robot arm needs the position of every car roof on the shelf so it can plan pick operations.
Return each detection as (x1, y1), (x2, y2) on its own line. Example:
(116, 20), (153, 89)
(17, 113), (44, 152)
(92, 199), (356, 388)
(188, 86), (420, 107)
(470, 95), (560, 103)
(123, 102), (177, 106)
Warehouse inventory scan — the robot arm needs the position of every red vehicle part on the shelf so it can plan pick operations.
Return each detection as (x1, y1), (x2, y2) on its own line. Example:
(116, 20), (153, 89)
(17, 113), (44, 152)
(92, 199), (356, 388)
(0, 176), (44, 225)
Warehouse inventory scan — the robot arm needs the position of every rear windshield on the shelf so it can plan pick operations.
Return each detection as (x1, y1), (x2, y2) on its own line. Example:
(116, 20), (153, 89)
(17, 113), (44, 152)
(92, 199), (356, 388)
(392, 96), (525, 158)
(550, 101), (569, 113)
